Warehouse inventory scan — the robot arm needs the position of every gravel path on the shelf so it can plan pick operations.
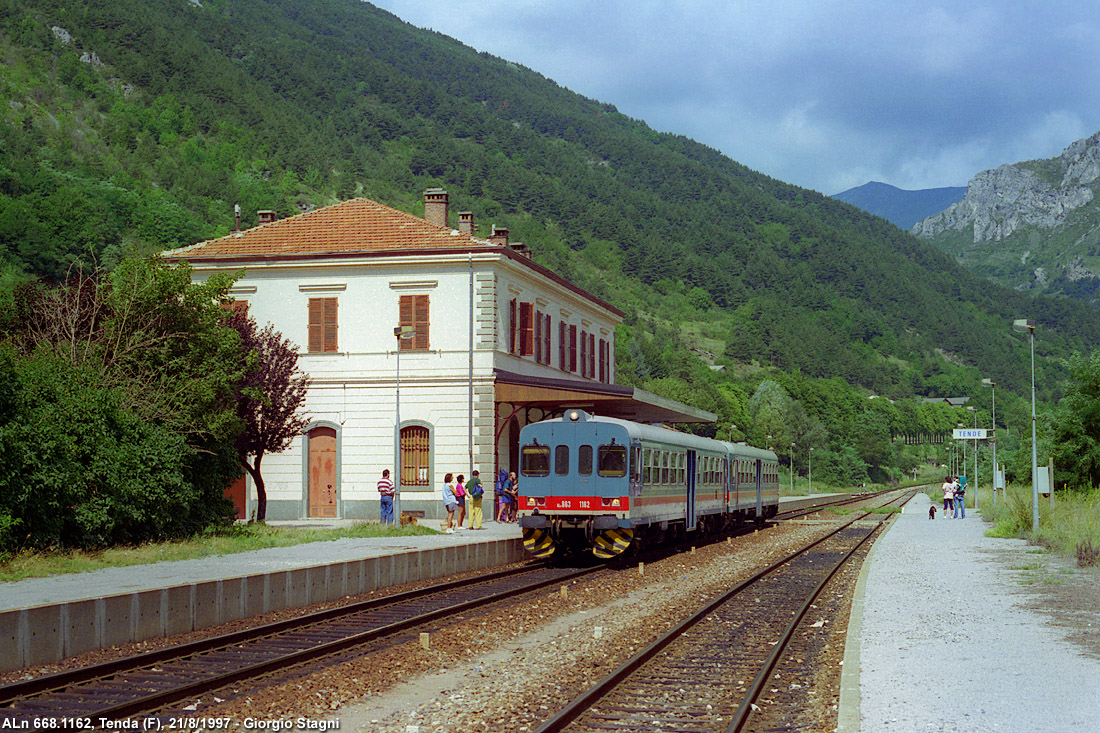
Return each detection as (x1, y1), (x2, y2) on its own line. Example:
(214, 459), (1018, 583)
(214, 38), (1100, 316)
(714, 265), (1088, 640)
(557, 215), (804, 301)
(851, 493), (1100, 732)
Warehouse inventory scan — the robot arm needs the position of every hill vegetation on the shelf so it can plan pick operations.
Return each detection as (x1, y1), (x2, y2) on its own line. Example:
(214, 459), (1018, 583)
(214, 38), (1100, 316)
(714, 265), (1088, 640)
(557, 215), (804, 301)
(1, 0), (1099, 551)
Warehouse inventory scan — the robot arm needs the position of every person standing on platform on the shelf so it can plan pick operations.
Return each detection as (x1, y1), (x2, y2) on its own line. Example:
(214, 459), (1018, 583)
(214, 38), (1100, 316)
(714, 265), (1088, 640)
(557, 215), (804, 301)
(942, 476), (955, 519)
(442, 473), (458, 533)
(467, 470), (484, 529)
(953, 476), (965, 518)
(495, 469), (508, 523)
(455, 475), (467, 529)
(497, 470), (515, 523)
(378, 469), (395, 524)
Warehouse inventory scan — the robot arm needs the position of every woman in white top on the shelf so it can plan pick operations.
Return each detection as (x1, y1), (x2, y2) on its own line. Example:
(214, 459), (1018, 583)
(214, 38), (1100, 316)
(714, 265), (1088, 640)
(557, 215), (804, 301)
(941, 476), (955, 519)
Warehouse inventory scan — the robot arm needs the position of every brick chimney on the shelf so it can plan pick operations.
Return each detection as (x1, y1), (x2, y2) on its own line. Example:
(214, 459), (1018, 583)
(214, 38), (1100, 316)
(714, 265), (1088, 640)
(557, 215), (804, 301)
(489, 225), (509, 247)
(510, 242), (532, 258)
(257, 210), (278, 224)
(423, 188), (449, 228)
(458, 211), (474, 236)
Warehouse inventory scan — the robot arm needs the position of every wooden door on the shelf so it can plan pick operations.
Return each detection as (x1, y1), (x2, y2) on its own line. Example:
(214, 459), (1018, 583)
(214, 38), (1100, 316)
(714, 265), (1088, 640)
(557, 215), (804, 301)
(225, 475), (247, 519)
(308, 427), (338, 517)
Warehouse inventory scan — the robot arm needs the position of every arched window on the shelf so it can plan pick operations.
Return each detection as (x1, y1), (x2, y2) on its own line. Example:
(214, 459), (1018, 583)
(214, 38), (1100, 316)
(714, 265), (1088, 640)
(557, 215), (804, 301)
(400, 425), (430, 487)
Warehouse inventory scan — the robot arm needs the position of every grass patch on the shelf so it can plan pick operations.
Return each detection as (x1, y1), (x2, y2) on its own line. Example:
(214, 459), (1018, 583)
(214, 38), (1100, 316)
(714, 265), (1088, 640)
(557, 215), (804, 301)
(984, 485), (1100, 566)
(0, 521), (439, 583)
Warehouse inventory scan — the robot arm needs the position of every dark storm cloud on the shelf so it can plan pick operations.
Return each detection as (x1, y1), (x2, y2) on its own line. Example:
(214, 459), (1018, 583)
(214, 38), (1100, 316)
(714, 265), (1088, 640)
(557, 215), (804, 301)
(370, 1), (1100, 193)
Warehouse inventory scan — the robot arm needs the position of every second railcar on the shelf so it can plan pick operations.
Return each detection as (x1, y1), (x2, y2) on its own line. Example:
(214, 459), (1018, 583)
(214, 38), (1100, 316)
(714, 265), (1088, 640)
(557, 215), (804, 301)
(516, 410), (779, 559)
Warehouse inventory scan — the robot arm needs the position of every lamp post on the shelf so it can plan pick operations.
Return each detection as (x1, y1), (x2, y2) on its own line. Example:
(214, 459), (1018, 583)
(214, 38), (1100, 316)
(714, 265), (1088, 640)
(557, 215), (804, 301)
(982, 378), (996, 508)
(808, 447), (813, 494)
(790, 443), (796, 494)
(970, 406), (978, 511)
(393, 325), (416, 521)
(957, 422), (966, 488)
(1013, 319), (1038, 532)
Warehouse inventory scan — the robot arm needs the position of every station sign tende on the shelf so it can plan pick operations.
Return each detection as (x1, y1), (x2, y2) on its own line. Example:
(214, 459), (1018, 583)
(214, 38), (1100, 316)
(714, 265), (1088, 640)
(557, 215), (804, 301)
(952, 428), (988, 440)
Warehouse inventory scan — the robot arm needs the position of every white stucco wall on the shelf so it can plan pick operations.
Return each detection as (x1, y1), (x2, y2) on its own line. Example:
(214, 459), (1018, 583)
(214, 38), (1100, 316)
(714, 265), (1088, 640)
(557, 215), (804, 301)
(191, 250), (619, 519)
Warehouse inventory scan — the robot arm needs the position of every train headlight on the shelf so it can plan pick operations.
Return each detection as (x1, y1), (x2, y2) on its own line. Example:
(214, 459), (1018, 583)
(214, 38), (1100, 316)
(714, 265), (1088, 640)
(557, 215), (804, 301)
(568, 410), (580, 421)
(611, 498), (621, 507)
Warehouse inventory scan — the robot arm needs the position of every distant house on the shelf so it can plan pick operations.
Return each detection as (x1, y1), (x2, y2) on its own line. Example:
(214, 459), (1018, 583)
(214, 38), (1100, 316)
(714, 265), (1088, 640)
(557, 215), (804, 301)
(920, 397), (971, 407)
(164, 189), (714, 520)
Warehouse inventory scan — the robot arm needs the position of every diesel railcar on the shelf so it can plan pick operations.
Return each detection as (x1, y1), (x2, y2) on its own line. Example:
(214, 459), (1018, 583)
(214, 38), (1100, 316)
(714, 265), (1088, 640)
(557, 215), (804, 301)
(516, 410), (779, 559)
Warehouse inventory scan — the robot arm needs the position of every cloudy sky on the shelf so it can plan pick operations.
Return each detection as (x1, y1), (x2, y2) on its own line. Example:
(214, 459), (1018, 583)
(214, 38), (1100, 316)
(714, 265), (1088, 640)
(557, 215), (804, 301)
(369, 0), (1100, 195)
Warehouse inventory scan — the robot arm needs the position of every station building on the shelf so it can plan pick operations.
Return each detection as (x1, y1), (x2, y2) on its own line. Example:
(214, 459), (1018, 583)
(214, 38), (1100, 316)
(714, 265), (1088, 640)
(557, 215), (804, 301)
(164, 189), (714, 521)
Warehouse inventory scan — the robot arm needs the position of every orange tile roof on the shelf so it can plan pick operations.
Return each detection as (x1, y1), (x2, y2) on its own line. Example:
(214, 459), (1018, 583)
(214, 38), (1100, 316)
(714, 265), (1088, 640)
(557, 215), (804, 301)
(164, 198), (479, 259)
(164, 196), (625, 318)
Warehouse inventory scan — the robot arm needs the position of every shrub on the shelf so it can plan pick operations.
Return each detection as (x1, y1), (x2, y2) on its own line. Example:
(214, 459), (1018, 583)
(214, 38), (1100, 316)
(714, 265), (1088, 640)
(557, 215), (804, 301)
(1077, 540), (1099, 567)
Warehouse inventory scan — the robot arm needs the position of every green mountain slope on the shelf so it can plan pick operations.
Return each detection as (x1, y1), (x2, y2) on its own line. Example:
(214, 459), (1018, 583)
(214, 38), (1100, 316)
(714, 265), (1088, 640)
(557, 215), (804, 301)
(2, 0), (1096, 405)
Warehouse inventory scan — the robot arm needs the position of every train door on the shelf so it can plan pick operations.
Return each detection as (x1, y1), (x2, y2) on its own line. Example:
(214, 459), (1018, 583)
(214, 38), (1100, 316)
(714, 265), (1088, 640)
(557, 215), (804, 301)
(754, 459), (763, 519)
(686, 450), (697, 530)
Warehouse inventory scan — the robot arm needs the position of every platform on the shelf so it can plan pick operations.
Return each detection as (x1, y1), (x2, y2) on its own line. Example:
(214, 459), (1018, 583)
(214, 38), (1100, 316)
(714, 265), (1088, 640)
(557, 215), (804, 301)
(837, 493), (1100, 731)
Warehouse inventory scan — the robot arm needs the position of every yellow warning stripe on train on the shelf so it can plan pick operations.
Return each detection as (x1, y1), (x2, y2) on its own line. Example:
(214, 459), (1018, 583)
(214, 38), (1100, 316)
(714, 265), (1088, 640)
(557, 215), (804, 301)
(592, 528), (633, 559)
(522, 528), (556, 558)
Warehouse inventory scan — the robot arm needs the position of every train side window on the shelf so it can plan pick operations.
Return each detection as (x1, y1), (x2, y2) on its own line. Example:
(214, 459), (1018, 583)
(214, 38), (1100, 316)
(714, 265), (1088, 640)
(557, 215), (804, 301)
(661, 451), (669, 484)
(678, 453), (686, 484)
(631, 446), (641, 483)
(521, 445), (550, 477)
(597, 444), (627, 477)
(555, 445), (570, 475)
(578, 445), (593, 476)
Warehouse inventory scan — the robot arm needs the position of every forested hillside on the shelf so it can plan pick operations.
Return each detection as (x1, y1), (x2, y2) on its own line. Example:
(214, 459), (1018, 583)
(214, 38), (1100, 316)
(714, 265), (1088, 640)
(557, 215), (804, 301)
(2, 0), (1098, 496)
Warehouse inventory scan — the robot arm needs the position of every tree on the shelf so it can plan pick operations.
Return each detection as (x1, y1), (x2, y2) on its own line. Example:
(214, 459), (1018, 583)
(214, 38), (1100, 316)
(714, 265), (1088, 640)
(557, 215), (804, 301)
(227, 313), (311, 521)
(0, 259), (243, 550)
(1050, 351), (1100, 490)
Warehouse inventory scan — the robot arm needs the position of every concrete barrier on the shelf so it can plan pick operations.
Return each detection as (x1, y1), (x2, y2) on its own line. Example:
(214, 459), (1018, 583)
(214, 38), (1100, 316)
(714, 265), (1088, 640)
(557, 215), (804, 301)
(0, 537), (525, 672)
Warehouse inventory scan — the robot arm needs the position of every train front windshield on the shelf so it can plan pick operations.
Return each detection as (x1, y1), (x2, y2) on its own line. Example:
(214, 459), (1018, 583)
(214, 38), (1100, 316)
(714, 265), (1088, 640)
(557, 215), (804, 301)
(522, 445), (550, 476)
(598, 445), (627, 476)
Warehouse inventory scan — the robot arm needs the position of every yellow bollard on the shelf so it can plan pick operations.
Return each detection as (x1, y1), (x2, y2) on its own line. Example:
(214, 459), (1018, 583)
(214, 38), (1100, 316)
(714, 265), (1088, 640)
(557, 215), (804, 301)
(560, 585), (568, 600)
(420, 632), (430, 650)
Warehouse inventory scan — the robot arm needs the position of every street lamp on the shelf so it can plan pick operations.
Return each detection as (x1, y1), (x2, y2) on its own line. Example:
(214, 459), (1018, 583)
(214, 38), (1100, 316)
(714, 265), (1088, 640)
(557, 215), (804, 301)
(1013, 319), (1038, 532)
(393, 325), (416, 522)
(808, 447), (813, 494)
(982, 378), (996, 509)
(790, 443), (796, 494)
(968, 406), (978, 511)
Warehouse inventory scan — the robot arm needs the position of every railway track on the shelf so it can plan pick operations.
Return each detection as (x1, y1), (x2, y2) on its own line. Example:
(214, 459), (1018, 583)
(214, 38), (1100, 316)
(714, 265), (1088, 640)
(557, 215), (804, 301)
(0, 562), (603, 725)
(535, 490), (914, 733)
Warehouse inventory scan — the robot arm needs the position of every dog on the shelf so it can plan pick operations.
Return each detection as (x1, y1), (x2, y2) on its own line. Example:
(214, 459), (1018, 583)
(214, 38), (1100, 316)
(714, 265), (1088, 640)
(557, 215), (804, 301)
(399, 512), (419, 527)
(929, 505), (937, 520)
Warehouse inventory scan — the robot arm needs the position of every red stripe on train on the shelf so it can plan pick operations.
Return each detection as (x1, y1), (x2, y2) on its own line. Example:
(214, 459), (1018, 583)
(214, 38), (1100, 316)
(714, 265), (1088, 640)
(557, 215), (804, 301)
(520, 496), (630, 511)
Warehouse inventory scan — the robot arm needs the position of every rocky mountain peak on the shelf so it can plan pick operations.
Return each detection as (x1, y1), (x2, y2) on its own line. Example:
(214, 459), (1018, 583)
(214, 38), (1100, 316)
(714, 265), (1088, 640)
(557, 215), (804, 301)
(911, 131), (1100, 242)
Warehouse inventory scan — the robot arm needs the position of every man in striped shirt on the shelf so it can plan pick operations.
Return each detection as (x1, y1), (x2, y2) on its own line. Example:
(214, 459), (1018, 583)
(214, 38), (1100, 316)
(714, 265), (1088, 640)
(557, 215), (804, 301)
(378, 469), (395, 524)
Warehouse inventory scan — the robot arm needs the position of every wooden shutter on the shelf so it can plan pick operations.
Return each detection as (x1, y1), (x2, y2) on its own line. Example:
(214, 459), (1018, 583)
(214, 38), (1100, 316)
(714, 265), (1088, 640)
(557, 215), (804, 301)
(509, 299), (517, 354)
(308, 298), (338, 353)
(520, 302), (534, 356)
(221, 300), (249, 316)
(588, 333), (596, 378)
(559, 321), (567, 369)
(599, 338), (608, 382)
(580, 331), (588, 377)
(543, 314), (552, 364)
(568, 324), (577, 372)
(534, 310), (543, 363)
(400, 294), (430, 351)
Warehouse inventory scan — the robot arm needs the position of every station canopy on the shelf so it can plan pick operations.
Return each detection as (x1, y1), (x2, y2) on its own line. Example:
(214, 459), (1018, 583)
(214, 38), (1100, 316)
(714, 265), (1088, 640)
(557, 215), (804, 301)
(494, 369), (716, 424)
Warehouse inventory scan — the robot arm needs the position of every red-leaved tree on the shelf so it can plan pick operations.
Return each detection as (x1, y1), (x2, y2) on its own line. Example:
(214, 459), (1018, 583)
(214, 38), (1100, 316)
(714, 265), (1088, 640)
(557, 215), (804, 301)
(226, 312), (311, 521)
